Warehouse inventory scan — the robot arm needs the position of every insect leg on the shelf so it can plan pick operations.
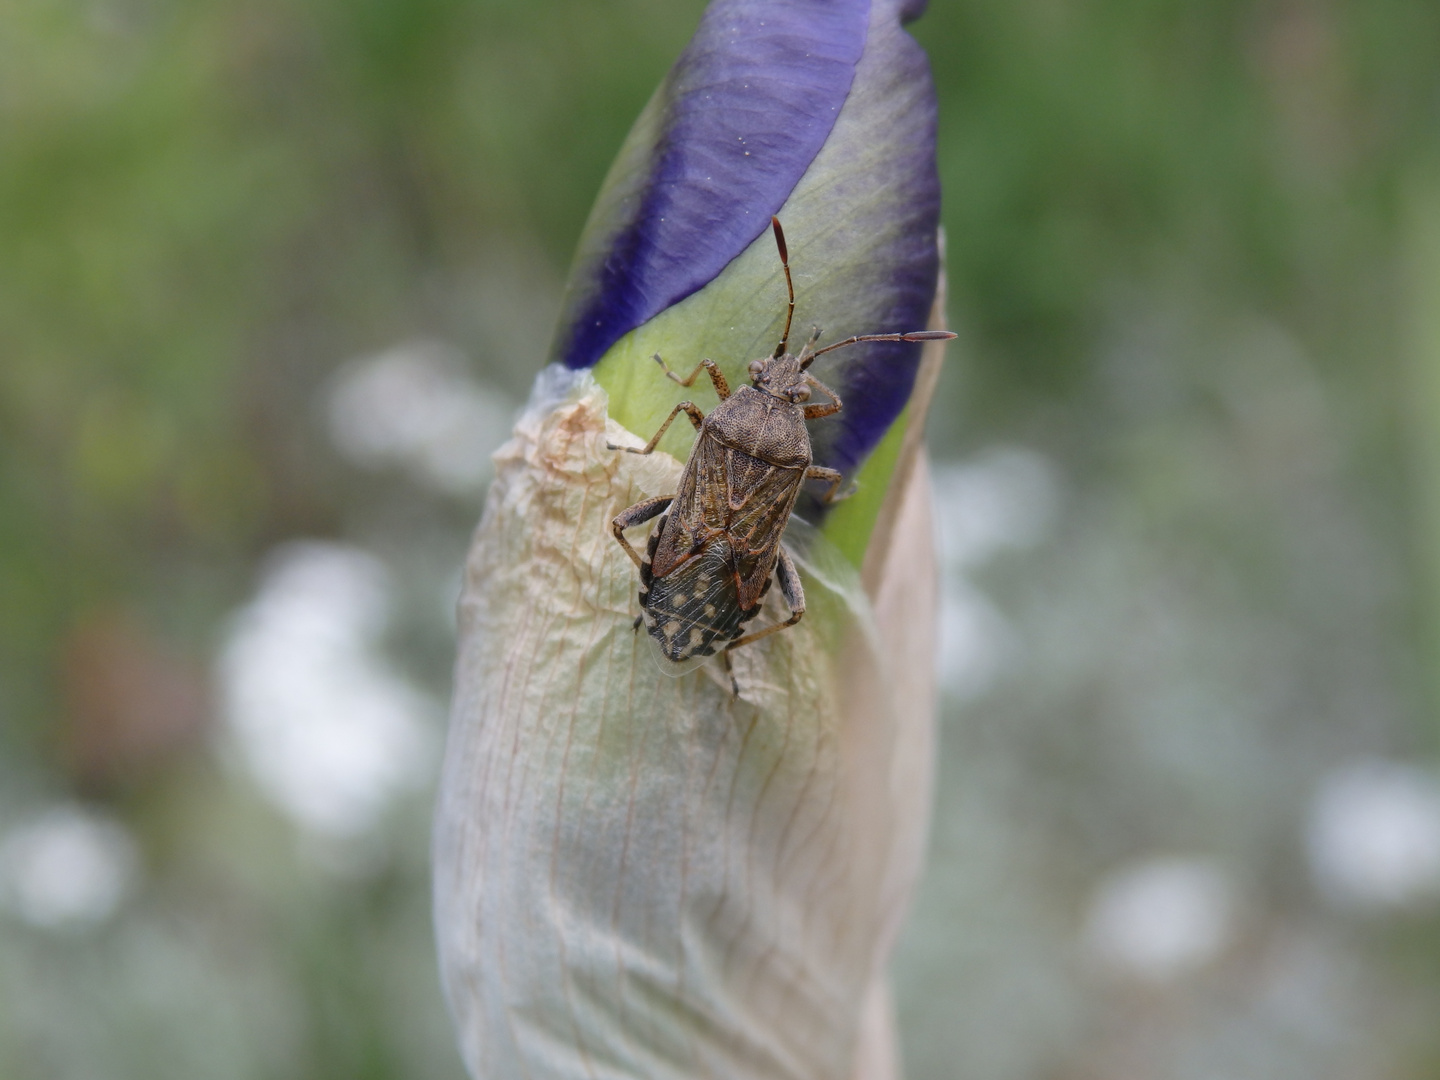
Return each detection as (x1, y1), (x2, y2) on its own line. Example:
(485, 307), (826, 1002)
(726, 546), (805, 651)
(801, 376), (843, 420)
(652, 354), (731, 400)
(611, 496), (673, 568)
(804, 466), (847, 504)
(606, 401), (706, 455)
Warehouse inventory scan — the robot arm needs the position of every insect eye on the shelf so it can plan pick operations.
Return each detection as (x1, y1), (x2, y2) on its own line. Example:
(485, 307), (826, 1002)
(748, 359), (764, 377)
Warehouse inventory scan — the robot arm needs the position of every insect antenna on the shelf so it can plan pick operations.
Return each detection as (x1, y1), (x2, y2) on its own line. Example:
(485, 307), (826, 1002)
(806, 329), (956, 363)
(770, 216), (796, 358)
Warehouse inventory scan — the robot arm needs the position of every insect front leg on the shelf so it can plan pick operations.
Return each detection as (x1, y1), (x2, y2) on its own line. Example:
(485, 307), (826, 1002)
(606, 401), (706, 455)
(652, 354), (731, 400)
(726, 546), (805, 651)
(611, 496), (673, 569)
(801, 376), (843, 420)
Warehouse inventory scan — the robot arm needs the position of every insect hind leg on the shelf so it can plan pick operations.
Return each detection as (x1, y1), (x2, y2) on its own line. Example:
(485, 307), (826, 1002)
(726, 546), (805, 652)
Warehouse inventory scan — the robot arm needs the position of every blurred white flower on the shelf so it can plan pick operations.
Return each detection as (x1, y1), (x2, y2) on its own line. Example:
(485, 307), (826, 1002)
(326, 339), (515, 495)
(1306, 759), (1440, 911)
(1082, 856), (1237, 982)
(932, 448), (1058, 699)
(0, 805), (138, 930)
(936, 579), (1014, 701)
(932, 447), (1058, 570)
(219, 542), (437, 840)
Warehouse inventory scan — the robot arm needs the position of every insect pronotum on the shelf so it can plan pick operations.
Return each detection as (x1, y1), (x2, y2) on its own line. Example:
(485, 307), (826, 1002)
(608, 217), (955, 686)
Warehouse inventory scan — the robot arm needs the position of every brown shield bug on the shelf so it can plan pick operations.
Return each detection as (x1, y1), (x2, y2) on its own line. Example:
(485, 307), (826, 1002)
(608, 217), (955, 684)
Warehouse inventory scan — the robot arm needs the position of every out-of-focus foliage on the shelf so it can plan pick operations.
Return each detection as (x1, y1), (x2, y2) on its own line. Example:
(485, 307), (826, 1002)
(0, 1), (700, 1076)
(4, 0), (1440, 1076)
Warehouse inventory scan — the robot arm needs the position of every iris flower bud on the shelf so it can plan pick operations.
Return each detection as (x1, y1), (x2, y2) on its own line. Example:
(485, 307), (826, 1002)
(434, 2), (947, 1077)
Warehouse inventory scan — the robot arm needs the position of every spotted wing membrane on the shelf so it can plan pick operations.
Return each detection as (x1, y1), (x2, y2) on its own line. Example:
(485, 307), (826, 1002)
(641, 536), (758, 665)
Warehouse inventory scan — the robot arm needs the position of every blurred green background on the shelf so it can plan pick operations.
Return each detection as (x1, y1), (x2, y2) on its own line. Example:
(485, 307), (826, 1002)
(5, 0), (1440, 1076)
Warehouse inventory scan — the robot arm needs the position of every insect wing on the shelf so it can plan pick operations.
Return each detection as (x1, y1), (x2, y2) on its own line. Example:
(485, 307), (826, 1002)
(642, 540), (753, 675)
(724, 452), (803, 609)
(647, 436), (726, 580)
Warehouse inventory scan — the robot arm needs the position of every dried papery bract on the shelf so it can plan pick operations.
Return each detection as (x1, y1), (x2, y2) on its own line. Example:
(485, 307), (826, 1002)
(433, 340), (940, 1077)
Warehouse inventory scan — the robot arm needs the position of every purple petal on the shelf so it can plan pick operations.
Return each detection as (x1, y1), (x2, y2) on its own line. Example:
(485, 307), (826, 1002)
(790, 7), (941, 510)
(553, 0), (871, 372)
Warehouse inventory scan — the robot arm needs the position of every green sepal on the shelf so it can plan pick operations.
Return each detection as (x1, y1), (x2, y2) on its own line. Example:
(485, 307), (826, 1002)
(819, 404), (910, 570)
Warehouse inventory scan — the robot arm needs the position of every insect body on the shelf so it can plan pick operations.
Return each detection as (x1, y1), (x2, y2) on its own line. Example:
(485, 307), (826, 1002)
(608, 217), (955, 679)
